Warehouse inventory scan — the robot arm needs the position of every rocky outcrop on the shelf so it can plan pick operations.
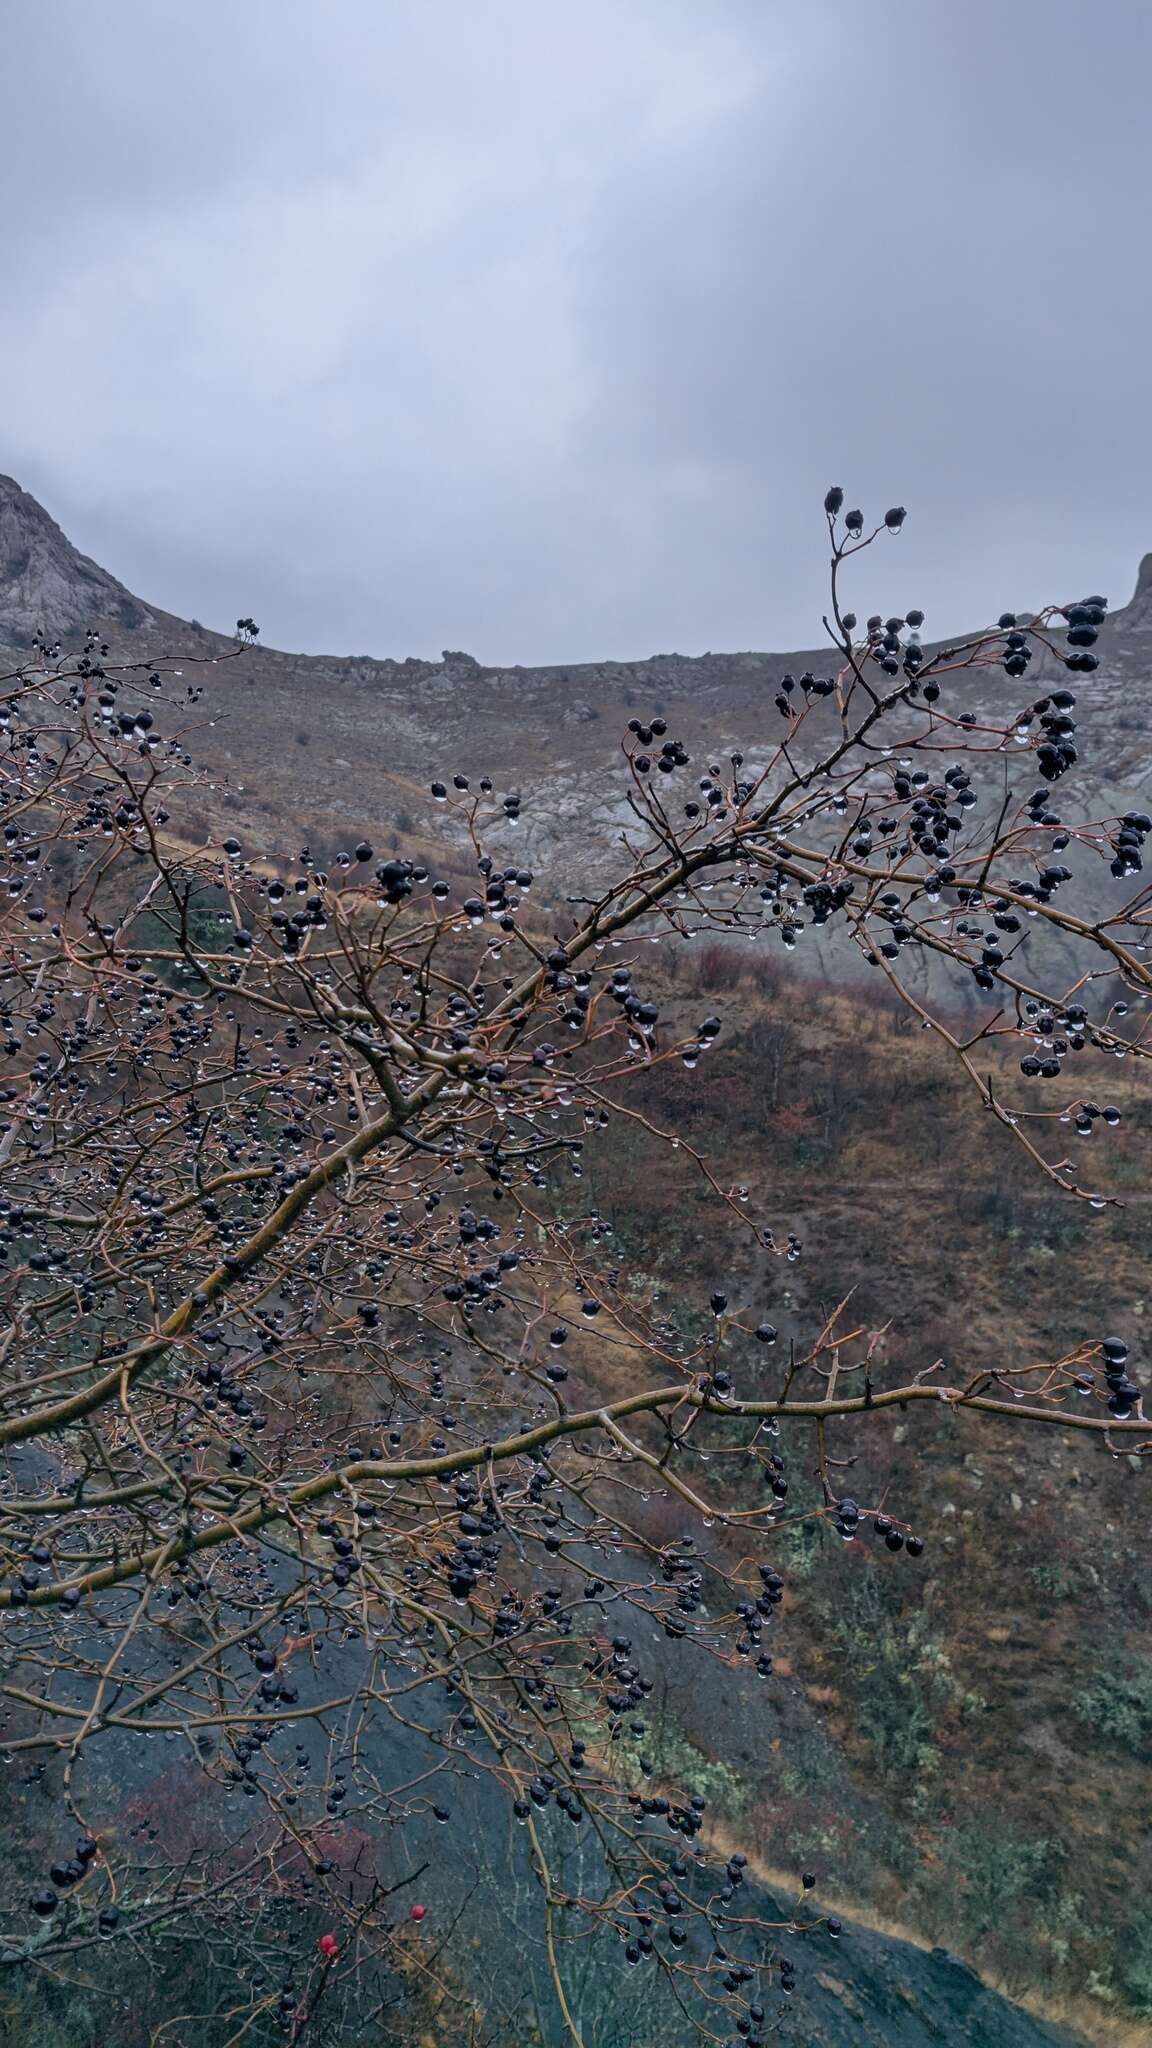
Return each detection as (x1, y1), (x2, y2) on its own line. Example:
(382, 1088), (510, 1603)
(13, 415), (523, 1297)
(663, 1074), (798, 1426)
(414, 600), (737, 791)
(0, 475), (159, 650)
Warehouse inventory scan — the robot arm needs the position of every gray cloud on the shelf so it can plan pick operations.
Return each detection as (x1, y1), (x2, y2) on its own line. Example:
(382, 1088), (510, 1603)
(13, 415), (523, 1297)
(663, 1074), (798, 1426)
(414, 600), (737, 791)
(1, 0), (1148, 661)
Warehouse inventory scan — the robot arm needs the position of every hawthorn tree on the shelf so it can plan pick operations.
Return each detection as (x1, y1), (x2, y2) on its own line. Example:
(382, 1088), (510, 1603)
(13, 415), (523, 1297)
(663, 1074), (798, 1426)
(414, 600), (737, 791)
(0, 497), (1147, 2046)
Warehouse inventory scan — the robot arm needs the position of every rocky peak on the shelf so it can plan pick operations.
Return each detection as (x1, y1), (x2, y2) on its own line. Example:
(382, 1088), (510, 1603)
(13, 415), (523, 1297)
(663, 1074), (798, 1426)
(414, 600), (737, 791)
(1120, 549), (1152, 633)
(0, 475), (156, 650)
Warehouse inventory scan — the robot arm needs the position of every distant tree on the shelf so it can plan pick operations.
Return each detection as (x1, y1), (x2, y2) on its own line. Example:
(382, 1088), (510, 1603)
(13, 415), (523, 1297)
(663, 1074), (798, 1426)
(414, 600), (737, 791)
(0, 506), (1146, 2046)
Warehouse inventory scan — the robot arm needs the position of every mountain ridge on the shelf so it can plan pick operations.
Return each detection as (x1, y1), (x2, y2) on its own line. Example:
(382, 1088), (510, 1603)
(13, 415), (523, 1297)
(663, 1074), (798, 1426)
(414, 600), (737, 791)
(2, 476), (1149, 918)
(6, 469), (1151, 669)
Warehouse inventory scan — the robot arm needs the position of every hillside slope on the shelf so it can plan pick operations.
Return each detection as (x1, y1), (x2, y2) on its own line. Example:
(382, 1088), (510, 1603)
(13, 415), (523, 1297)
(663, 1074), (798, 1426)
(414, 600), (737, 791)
(2, 475), (1151, 914)
(1, 476), (1149, 2039)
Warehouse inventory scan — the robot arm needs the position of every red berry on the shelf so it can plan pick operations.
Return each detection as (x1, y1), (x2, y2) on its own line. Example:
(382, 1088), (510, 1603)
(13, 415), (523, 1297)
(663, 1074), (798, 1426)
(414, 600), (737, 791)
(318, 1933), (338, 1959)
(409, 1903), (426, 1921)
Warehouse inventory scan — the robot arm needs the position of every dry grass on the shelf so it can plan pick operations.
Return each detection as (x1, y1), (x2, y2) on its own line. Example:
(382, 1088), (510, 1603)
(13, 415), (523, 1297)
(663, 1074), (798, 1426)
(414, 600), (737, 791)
(700, 1816), (1145, 2047)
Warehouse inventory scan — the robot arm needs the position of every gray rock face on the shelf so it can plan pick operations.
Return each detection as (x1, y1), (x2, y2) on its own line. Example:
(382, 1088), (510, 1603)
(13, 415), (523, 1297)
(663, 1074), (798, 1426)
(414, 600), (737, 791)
(0, 474), (157, 648)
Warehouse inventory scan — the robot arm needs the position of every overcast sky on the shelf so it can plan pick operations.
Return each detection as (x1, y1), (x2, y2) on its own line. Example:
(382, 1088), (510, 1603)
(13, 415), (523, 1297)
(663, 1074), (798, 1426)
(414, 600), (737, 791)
(1, 0), (1149, 662)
